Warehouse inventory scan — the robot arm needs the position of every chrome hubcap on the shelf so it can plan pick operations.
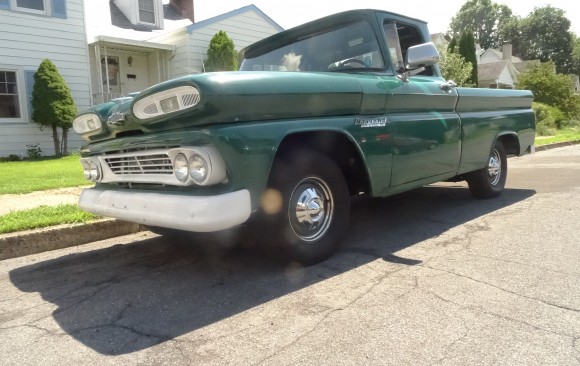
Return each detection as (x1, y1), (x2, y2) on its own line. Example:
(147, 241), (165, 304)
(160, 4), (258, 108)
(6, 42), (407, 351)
(488, 149), (501, 186)
(289, 177), (334, 242)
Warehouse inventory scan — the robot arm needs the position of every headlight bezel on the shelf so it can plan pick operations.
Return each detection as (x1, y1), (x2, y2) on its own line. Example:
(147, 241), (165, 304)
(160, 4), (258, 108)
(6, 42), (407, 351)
(80, 158), (102, 182)
(132, 85), (201, 120)
(173, 153), (190, 183)
(73, 113), (102, 136)
(188, 154), (209, 184)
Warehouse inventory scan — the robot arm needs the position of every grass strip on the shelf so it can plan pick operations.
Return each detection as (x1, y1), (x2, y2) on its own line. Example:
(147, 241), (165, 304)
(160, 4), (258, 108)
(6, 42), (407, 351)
(535, 128), (580, 146)
(0, 155), (90, 194)
(0, 204), (99, 234)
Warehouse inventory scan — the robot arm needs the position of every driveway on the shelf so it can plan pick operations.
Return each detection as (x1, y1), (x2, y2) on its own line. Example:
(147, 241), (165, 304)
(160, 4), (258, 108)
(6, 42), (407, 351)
(1, 145), (579, 365)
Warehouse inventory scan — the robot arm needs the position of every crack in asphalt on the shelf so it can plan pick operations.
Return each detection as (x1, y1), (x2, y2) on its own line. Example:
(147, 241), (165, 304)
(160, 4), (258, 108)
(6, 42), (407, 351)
(172, 340), (194, 365)
(422, 265), (580, 313)
(469, 253), (580, 277)
(0, 323), (63, 336)
(70, 302), (170, 345)
(419, 267), (580, 340)
(429, 326), (471, 366)
(421, 285), (580, 364)
(251, 266), (412, 365)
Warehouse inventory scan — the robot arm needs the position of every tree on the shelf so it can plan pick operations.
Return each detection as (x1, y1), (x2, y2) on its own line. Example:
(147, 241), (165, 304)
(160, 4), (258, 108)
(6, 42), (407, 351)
(449, 0), (514, 49)
(570, 34), (580, 77)
(496, 15), (523, 53)
(437, 44), (475, 87)
(204, 30), (238, 72)
(457, 30), (478, 85)
(517, 62), (578, 118)
(31, 59), (77, 156)
(517, 6), (574, 74)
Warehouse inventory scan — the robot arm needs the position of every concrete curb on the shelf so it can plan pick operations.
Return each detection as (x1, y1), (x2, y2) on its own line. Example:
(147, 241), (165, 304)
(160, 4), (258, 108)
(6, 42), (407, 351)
(0, 219), (141, 261)
(535, 139), (580, 152)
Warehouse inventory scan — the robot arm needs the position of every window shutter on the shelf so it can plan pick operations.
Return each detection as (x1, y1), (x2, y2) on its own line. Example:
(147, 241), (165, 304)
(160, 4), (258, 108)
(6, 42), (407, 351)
(25, 70), (36, 121)
(0, 0), (10, 10)
(52, 0), (67, 19)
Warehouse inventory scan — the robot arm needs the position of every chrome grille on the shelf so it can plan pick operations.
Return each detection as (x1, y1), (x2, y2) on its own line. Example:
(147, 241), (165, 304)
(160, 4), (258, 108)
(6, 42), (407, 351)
(104, 153), (173, 175)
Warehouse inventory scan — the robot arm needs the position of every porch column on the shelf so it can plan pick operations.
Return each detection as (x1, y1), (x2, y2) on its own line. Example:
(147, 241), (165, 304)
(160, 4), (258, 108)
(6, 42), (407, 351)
(95, 45), (104, 104)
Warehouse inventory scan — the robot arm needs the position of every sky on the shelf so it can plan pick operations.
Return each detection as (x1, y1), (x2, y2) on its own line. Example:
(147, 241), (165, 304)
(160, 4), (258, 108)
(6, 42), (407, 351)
(193, 0), (580, 36)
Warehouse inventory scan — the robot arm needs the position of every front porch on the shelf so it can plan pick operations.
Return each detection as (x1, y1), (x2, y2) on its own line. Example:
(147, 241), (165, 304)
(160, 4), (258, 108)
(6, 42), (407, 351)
(89, 36), (174, 105)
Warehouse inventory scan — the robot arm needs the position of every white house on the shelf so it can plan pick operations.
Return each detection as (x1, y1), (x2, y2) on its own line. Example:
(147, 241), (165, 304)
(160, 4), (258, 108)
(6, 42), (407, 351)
(83, 0), (193, 104)
(84, 1), (284, 103)
(478, 44), (539, 89)
(0, 0), (91, 157)
(150, 4), (284, 79)
(0, 1), (283, 157)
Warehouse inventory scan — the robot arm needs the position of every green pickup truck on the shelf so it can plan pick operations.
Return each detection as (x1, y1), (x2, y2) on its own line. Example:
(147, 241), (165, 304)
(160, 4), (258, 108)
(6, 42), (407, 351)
(74, 9), (535, 264)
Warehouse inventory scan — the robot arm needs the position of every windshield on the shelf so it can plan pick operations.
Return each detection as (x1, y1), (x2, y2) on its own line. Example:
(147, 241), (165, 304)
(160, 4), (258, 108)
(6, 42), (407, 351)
(240, 21), (385, 73)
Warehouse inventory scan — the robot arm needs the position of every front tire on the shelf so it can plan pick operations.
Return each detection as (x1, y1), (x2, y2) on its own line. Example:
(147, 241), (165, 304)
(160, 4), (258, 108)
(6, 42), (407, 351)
(467, 141), (507, 198)
(260, 150), (350, 265)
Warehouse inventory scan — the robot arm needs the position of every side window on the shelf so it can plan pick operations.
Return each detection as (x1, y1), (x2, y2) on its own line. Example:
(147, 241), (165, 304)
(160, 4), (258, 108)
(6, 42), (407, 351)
(0, 70), (21, 119)
(383, 22), (404, 73)
(138, 0), (155, 24)
(2, 0), (67, 18)
(12, 0), (46, 14)
(383, 21), (434, 76)
(240, 21), (384, 72)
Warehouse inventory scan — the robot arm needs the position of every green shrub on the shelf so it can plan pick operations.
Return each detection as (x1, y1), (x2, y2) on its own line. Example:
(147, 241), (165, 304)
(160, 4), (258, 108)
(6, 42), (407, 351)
(535, 122), (556, 136)
(0, 154), (22, 162)
(26, 143), (42, 159)
(532, 102), (565, 129)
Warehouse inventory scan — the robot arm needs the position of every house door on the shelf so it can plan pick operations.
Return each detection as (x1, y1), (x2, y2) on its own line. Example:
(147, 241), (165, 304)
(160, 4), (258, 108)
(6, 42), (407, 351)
(101, 56), (121, 97)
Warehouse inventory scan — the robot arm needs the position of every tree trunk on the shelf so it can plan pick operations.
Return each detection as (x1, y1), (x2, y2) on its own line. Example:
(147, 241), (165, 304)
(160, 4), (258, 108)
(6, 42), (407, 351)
(61, 127), (69, 155)
(51, 124), (61, 156)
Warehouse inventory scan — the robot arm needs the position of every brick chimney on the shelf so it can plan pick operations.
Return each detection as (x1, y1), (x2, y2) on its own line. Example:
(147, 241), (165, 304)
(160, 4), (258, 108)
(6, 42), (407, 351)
(170, 0), (194, 22)
(502, 44), (512, 61)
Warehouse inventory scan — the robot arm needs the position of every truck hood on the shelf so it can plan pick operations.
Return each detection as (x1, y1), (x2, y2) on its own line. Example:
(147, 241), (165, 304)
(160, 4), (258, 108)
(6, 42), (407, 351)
(77, 71), (368, 143)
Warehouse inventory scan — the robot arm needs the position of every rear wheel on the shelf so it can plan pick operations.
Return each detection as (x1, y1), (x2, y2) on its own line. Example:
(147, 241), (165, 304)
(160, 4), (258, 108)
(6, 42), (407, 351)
(467, 141), (507, 198)
(260, 150), (350, 265)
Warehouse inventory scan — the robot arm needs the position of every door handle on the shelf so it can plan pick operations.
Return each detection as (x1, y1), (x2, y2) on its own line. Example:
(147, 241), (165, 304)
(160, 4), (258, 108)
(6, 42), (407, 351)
(440, 80), (457, 93)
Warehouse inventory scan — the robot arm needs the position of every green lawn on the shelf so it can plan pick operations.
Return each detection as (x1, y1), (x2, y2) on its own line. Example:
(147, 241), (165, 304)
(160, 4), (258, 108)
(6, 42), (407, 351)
(0, 155), (90, 194)
(0, 204), (99, 234)
(535, 128), (580, 146)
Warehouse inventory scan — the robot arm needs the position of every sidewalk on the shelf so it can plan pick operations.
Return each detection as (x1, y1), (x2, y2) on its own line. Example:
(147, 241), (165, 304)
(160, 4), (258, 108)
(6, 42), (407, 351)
(0, 187), (82, 216)
(0, 186), (142, 260)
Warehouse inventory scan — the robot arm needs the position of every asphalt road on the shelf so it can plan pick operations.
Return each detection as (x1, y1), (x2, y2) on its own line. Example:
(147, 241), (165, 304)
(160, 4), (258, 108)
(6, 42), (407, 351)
(1, 145), (579, 366)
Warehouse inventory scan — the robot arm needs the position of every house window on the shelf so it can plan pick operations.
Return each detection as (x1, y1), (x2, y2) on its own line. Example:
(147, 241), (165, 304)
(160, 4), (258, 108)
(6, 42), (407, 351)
(0, 71), (21, 118)
(138, 0), (155, 24)
(12, 0), (46, 13)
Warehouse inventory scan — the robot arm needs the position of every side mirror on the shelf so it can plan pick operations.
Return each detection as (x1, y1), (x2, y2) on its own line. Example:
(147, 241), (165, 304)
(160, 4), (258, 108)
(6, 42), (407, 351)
(406, 42), (440, 69)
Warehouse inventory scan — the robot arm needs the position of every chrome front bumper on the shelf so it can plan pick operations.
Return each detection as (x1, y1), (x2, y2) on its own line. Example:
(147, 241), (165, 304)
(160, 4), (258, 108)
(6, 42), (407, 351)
(79, 187), (251, 232)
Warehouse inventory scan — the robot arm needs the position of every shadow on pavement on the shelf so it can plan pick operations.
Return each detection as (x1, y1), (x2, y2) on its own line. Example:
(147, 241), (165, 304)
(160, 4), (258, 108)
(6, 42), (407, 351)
(9, 185), (535, 355)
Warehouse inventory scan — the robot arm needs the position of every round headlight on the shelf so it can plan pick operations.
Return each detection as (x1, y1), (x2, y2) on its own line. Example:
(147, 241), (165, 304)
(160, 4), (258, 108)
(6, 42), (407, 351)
(82, 161), (91, 180)
(89, 161), (100, 181)
(174, 153), (189, 182)
(189, 154), (208, 184)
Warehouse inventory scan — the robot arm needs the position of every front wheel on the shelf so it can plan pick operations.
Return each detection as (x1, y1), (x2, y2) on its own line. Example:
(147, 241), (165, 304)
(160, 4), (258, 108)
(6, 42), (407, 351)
(467, 141), (507, 199)
(259, 150), (350, 265)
